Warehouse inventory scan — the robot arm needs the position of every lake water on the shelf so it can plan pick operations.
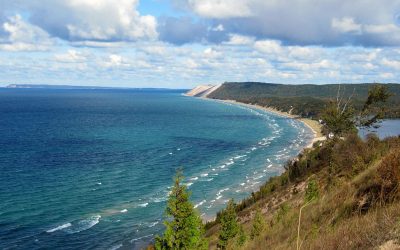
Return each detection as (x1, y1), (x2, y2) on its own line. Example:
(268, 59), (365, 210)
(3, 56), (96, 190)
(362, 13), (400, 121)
(0, 89), (313, 249)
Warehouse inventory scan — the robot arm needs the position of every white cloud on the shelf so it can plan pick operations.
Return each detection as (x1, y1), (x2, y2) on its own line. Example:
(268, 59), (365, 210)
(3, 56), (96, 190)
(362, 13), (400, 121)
(224, 34), (254, 45)
(381, 58), (400, 70)
(0, 15), (54, 51)
(182, 0), (400, 46)
(364, 24), (400, 34)
(65, 0), (157, 41)
(331, 17), (362, 34)
(54, 50), (88, 63)
(254, 40), (283, 54)
(187, 0), (253, 18)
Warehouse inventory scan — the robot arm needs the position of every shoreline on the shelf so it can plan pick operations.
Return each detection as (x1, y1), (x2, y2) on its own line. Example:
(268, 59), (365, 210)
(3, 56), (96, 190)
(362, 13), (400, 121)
(193, 96), (325, 223)
(204, 98), (325, 148)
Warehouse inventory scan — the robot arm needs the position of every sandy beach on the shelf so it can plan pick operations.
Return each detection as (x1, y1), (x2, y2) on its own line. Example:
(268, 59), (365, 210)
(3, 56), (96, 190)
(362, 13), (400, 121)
(206, 98), (325, 149)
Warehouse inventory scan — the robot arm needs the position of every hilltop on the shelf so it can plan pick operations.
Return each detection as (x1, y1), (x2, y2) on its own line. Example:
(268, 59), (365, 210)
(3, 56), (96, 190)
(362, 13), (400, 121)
(206, 82), (400, 118)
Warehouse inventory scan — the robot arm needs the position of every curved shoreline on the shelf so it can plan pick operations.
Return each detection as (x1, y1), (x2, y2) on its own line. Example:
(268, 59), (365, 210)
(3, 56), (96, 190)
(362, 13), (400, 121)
(203, 98), (325, 149)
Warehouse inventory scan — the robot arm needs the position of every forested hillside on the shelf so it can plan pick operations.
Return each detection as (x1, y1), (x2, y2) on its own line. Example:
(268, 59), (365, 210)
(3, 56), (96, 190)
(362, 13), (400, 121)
(208, 82), (400, 118)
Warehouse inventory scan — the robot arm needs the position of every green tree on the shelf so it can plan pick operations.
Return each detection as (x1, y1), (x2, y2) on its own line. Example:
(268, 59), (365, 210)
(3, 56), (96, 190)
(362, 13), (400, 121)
(155, 170), (208, 250)
(236, 225), (247, 247)
(304, 180), (319, 203)
(322, 84), (392, 137)
(250, 209), (265, 240)
(359, 84), (392, 127)
(218, 199), (239, 249)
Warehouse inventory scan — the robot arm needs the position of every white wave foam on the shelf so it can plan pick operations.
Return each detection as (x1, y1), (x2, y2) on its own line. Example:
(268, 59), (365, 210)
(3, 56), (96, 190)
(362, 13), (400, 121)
(138, 203), (148, 207)
(201, 173), (208, 177)
(120, 209), (128, 213)
(148, 221), (159, 227)
(186, 182), (193, 187)
(190, 177), (199, 181)
(194, 200), (206, 208)
(65, 215), (101, 234)
(46, 223), (72, 233)
(130, 234), (153, 243)
(151, 197), (167, 203)
(226, 160), (234, 166)
(109, 244), (123, 250)
(216, 195), (223, 200)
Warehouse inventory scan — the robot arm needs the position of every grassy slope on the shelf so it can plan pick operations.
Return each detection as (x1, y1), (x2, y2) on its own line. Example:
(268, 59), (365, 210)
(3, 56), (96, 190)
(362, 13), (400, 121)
(208, 82), (400, 118)
(205, 135), (400, 249)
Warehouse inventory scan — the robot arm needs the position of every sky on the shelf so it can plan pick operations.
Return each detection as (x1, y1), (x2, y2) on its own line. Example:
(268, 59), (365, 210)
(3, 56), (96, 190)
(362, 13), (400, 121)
(0, 0), (400, 88)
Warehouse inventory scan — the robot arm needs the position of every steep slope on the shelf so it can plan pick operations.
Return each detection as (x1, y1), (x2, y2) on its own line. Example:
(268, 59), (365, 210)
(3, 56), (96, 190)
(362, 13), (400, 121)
(185, 85), (221, 97)
(205, 135), (400, 249)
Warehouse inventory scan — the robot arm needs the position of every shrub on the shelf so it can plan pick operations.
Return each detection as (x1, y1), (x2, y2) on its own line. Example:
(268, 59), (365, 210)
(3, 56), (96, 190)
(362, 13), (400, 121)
(376, 149), (400, 203)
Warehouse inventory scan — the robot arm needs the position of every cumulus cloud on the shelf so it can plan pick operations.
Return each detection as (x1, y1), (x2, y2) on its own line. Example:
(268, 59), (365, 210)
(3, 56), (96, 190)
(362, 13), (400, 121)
(0, 15), (54, 51)
(54, 50), (88, 63)
(187, 0), (253, 18)
(331, 17), (362, 34)
(1, 0), (157, 42)
(178, 0), (400, 46)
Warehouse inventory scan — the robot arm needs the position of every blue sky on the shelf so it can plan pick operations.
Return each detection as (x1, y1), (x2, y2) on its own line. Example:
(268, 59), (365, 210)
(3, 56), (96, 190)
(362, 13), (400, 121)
(0, 0), (399, 88)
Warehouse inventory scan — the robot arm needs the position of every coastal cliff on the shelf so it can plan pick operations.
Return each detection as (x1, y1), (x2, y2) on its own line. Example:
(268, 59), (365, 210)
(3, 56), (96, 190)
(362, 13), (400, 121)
(183, 82), (400, 249)
(185, 84), (221, 97)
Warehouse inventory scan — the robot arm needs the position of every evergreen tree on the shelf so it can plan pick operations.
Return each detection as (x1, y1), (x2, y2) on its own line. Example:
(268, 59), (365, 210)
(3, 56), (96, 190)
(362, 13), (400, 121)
(155, 170), (208, 250)
(236, 224), (247, 247)
(250, 209), (265, 240)
(218, 199), (239, 249)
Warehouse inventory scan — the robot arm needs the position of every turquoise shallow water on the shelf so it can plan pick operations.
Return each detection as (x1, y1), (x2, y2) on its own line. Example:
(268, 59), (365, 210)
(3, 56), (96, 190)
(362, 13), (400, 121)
(0, 89), (313, 249)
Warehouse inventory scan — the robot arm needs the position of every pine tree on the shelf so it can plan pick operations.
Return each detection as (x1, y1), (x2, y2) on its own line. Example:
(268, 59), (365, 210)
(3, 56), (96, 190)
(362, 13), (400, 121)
(250, 209), (265, 240)
(218, 199), (239, 249)
(236, 224), (247, 247)
(155, 170), (208, 250)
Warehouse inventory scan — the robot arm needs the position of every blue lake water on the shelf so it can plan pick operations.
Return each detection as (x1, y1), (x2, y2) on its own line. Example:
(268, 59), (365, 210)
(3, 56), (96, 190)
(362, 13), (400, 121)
(0, 89), (313, 249)
(358, 120), (400, 139)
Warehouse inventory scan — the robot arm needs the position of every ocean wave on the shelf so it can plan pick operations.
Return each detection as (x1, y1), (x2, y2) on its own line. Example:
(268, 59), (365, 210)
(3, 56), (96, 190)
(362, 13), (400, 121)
(150, 197), (167, 203)
(194, 200), (206, 208)
(147, 221), (159, 228)
(200, 173), (208, 177)
(120, 209), (128, 213)
(109, 244), (123, 250)
(190, 177), (199, 181)
(64, 215), (101, 234)
(138, 203), (148, 208)
(130, 234), (153, 243)
(226, 160), (234, 166)
(46, 223), (72, 233)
